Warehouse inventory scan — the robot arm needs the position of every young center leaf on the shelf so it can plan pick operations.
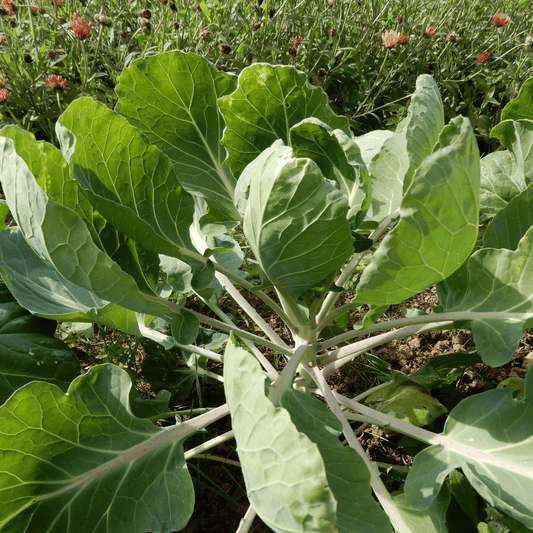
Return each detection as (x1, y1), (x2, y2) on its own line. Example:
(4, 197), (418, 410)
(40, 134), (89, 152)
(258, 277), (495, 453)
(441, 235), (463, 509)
(219, 62), (351, 178)
(289, 118), (371, 227)
(367, 75), (445, 222)
(234, 141), (354, 301)
(0, 364), (195, 533)
(223, 339), (338, 533)
(404, 367), (533, 530)
(115, 51), (239, 229)
(355, 116), (479, 306)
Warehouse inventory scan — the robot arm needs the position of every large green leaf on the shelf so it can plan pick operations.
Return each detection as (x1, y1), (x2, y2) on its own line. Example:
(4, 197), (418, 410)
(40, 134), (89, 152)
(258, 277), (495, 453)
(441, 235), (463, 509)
(404, 367), (533, 530)
(352, 130), (394, 169)
(235, 141), (354, 301)
(367, 75), (445, 222)
(280, 389), (392, 533)
(501, 78), (533, 121)
(482, 182), (533, 250)
(57, 98), (213, 290)
(355, 116), (479, 306)
(389, 489), (450, 533)
(0, 364), (195, 532)
(219, 62), (351, 178)
(0, 227), (142, 334)
(115, 51), (239, 229)
(223, 339), (338, 533)
(0, 125), (160, 294)
(0, 279), (80, 404)
(479, 150), (521, 217)
(442, 211), (533, 366)
(480, 119), (533, 219)
(0, 137), (198, 344)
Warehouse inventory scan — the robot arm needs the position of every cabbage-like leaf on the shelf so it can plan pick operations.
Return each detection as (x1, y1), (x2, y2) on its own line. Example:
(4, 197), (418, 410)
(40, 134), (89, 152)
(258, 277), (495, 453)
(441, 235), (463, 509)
(368, 75), (444, 222)
(405, 367), (533, 530)
(0, 137), (198, 344)
(482, 181), (533, 250)
(0, 125), (160, 293)
(501, 78), (533, 121)
(219, 62), (351, 178)
(289, 118), (370, 226)
(352, 130), (394, 168)
(479, 119), (533, 219)
(0, 227), (142, 334)
(280, 389), (393, 533)
(115, 51), (239, 229)
(57, 98), (213, 290)
(0, 280), (80, 404)
(389, 488), (450, 533)
(479, 150), (522, 217)
(0, 364), (195, 532)
(442, 230), (533, 366)
(364, 379), (448, 427)
(235, 141), (353, 300)
(223, 339), (338, 533)
(355, 117), (479, 306)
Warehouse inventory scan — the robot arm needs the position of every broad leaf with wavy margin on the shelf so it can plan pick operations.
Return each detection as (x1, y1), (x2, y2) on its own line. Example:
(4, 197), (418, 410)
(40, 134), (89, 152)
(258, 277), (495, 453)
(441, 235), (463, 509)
(224, 339), (338, 533)
(355, 117), (479, 306)
(115, 51), (239, 229)
(405, 368), (533, 530)
(0, 364), (195, 532)
(219, 62), (351, 178)
(0, 137), (198, 344)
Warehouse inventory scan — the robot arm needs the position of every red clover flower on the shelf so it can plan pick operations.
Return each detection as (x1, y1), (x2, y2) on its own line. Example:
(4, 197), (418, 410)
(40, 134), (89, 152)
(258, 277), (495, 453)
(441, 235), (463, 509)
(70, 12), (91, 39)
(381, 29), (400, 48)
(492, 13), (511, 26)
(476, 51), (489, 63)
(46, 74), (67, 91)
(0, 88), (9, 103)
(424, 24), (436, 37)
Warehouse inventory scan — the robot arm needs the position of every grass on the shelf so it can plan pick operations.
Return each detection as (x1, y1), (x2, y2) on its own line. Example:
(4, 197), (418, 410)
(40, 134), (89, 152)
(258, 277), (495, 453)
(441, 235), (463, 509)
(0, 0), (531, 153)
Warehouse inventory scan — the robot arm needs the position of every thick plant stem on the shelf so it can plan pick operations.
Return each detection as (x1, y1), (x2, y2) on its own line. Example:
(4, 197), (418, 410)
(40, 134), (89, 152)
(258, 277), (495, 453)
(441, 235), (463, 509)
(319, 321), (447, 376)
(318, 310), (532, 352)
(269, 344), (310, 405)
(192, 292), (279, 379)
(213, 263), (291, 324)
